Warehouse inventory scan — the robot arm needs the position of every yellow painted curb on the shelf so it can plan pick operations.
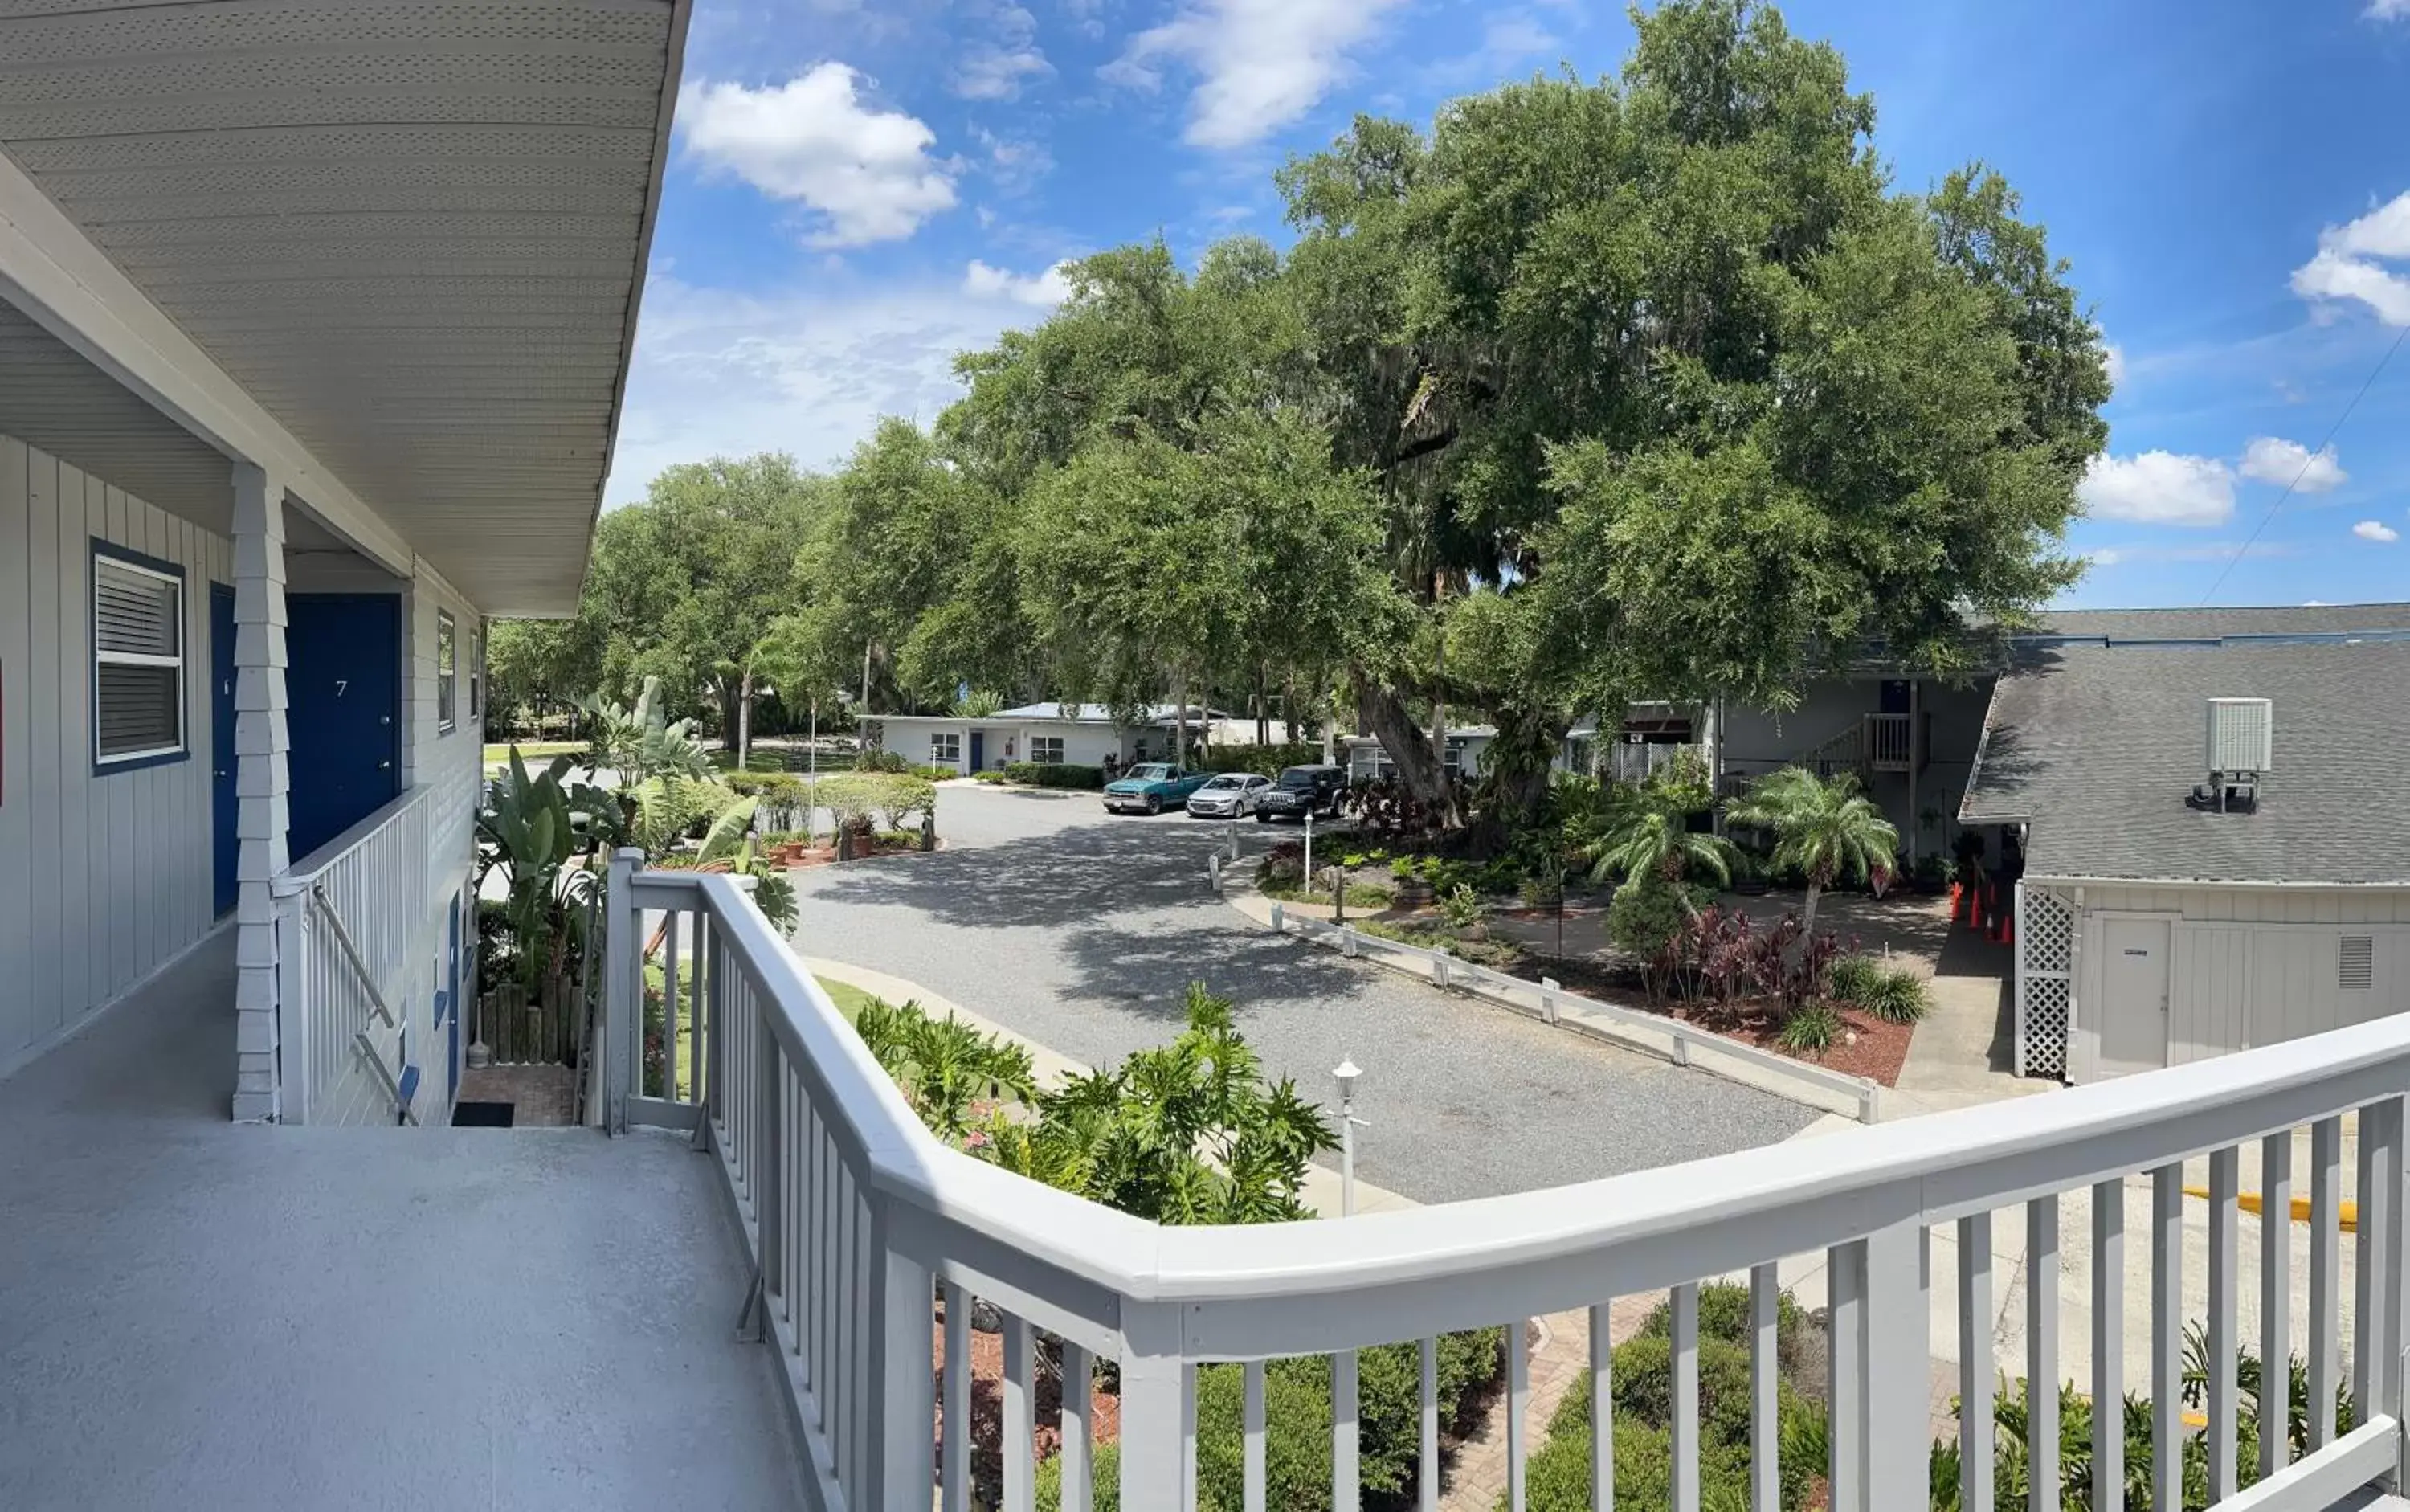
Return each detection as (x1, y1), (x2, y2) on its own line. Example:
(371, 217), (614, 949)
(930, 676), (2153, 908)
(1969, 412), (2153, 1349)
(2181, 1185), (2356, 1232)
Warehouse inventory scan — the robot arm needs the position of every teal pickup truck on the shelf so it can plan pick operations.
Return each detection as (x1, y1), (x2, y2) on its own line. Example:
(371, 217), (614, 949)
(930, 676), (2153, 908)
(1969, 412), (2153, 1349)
(1101, 763), (1212, 815)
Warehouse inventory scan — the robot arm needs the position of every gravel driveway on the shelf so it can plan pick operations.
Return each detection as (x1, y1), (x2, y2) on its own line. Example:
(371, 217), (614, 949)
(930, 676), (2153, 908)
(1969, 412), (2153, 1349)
(788, 785), (1819, 1204)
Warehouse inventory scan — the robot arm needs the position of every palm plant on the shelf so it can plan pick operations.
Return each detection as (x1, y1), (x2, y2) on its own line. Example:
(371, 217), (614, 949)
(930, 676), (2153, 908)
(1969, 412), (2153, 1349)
(1573, 795), (1741, 922)
(1725, 766), (1900, 939)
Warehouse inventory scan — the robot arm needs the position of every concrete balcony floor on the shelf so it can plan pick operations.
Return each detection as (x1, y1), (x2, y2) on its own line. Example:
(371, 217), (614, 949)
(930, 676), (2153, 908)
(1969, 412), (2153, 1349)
(0, 928), (802, 1511)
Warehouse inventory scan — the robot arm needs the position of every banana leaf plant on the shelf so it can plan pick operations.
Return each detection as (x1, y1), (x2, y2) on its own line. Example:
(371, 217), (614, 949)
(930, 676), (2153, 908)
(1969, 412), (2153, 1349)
(477, 747), (627, 1005)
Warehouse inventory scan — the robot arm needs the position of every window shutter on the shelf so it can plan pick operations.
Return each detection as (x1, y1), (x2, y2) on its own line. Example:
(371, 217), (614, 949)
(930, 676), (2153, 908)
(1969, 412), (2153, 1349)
(95, 561), (178, 658)
(96, 664), (181, 758)
(2341, 935), (2375, 991)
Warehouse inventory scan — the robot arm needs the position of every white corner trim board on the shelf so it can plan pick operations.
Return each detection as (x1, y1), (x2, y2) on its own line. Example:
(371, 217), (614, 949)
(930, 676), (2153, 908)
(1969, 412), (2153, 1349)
(0, 153), (411, 576)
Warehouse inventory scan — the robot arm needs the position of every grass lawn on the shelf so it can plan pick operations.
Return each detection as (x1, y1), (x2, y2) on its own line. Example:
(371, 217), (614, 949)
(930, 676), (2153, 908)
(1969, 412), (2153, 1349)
(666, 972), (877, 1098)
(709, 750), (792, 773)
(483, 738), (583, 766)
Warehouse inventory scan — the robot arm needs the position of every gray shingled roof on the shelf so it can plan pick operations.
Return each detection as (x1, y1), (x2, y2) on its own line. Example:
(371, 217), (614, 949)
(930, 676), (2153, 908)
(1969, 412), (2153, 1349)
(2027, 603), (2410, 642)
(1960, 640), (2410, 885)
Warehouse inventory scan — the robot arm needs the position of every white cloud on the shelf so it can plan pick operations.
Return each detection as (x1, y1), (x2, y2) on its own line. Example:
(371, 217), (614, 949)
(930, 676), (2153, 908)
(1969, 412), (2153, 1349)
(2370, 0), (2410, 19)
(2102, 341), (2126, 388)
(2084, 541), (2297, 566)
(603, 272), (1052, 503)
(1106, 0), (1407, 149)
(2239, 435), (2347, 492)
(2293, 191), (2410, 326)
(962, 259), (1073, 308)
(2355, 520), (2400, 542)
(2077, 451), (2236, 528)
(954, 3), (1052, 100)
(1481, 13), (1561, 60)
(973, 125), (1053, 194)
(679, 65), (957, 247)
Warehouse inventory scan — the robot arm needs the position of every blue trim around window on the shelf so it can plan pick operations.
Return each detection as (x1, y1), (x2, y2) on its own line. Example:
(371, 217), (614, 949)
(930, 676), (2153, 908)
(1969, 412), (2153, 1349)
(90, 536), (193, 776)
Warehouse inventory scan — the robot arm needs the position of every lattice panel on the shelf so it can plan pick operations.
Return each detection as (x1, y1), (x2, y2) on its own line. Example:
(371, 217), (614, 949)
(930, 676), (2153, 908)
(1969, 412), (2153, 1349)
(2016, 885), (2076, 1077)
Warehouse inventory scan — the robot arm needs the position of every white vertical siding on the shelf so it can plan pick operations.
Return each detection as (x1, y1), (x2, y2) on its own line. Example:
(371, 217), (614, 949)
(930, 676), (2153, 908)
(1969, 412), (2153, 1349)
(2069, 881), (2410, 1082)
(0, 433), (230, 1079)
(404, 564), (481, 1124)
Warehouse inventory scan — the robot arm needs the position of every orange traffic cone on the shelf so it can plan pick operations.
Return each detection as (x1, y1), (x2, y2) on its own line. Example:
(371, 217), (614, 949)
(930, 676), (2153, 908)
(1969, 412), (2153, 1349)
(1990, 894), (2013, 945)
(1947, 880), (1963, 921)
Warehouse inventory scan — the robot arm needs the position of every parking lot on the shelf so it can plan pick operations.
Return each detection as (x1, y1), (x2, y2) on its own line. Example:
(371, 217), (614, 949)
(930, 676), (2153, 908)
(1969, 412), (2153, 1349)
(786, 784), (1820, 1204)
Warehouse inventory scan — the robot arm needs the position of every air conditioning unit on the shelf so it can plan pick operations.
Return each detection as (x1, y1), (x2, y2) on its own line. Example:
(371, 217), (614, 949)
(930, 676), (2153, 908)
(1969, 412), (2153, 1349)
(2206, 697), (2273, 774)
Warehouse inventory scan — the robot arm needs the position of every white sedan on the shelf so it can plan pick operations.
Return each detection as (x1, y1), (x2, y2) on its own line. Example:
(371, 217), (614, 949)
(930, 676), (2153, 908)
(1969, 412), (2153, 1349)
(1185, 772), (1270, 818)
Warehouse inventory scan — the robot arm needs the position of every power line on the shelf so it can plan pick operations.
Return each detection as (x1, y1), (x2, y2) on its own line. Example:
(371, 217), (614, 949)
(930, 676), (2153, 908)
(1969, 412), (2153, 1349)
(2197, 321), (2410, 607)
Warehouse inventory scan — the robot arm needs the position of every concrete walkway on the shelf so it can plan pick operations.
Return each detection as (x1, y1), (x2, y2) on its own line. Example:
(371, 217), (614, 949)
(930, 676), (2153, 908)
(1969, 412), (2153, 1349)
(0, 928), (803, 1512)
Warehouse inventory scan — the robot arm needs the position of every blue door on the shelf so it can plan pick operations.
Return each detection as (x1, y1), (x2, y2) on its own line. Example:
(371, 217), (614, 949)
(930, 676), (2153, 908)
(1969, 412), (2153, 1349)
(969, 729), (985, 772)
(285, 595), (401, 863)
(210, 585), (239, 916)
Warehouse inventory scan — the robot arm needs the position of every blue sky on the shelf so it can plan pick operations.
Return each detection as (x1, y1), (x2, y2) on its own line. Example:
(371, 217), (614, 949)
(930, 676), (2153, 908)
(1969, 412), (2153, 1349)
(604, 0), (2410, 611)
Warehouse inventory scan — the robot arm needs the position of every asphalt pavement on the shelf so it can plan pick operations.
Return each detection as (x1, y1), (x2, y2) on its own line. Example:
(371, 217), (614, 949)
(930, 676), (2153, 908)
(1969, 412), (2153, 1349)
(786, 784), (1820, 1205)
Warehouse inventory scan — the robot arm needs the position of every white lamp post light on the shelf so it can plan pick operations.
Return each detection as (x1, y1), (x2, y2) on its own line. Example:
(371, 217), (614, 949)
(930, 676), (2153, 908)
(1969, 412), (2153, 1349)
(1333, 1057), (1367, 1217)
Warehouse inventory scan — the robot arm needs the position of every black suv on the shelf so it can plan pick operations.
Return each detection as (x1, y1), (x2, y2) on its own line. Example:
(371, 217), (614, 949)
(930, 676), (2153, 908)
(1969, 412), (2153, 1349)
(1254, 764), (1347, 822)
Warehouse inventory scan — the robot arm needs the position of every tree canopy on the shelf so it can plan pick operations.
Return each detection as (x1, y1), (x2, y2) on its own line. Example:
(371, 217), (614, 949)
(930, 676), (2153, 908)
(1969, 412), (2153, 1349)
(499, 1), (2108, 837)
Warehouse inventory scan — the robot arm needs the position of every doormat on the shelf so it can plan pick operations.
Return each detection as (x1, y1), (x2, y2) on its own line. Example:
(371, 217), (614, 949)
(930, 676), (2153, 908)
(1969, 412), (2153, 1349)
(451, 1101), (516, 1127)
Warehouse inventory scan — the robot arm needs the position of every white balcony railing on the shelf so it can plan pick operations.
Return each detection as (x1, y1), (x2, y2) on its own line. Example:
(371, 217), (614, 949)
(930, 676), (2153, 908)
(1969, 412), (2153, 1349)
(273, 787), (432, 1126)
(1864, 711), (1914, 773)
(607, 850), (2410, 1512)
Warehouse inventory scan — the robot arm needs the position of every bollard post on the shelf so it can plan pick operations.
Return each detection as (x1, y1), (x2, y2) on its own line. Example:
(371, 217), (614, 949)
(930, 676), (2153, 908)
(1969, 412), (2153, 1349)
(1270, 902), (1285, 933)
(1541, 976), (1560, 1025)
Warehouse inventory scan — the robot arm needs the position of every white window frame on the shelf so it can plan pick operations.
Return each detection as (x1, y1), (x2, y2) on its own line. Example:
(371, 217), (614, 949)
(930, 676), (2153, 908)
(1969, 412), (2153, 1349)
(90, 542), (188, 771)
(931, 731), (962, 766)
(468, 622), (484, 722)
(436, 609), (457, 734)
(1030, 735), (1065, 764)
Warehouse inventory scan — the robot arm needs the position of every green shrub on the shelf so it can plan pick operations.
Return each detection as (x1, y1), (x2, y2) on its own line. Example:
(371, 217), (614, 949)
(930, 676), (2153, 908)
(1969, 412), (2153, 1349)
(1003, 761), (1105, 789)
(1775, 1002), (1843, 1056)
(1859, 966), (1932, 1024)
(1039, 1334), (1504, 1511)
(854, 747), (913, 773)
(1607, 878), (1685, 961)
(912, 762), (960, 782)
(1824, 953), (1884, 1003)
(1522, 1318), (1816, 1512)
(973, 769), (1007, 784)
(1196, 742), (1323, 774)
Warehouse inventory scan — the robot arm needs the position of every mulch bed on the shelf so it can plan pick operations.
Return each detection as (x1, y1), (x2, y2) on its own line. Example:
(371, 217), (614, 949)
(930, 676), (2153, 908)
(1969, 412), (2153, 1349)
(1527, 954), (1916, 1088)
(933, 1292), (1122, 1498)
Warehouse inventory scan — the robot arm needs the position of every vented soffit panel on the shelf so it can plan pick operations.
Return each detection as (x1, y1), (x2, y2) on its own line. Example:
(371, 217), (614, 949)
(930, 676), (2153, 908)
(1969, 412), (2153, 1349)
(0, 0), (684, 615)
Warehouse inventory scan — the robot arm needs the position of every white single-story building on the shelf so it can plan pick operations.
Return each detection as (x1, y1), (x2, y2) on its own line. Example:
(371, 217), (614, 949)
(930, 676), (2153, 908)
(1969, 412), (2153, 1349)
(1961, 619), (2410, 1082)
(871, 703), (1232, 774)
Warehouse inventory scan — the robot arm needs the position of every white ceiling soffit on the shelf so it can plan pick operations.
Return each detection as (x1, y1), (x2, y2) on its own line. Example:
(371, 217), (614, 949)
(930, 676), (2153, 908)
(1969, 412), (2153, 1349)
(0, 296), (235, 529)
(0, 0), (689, 616)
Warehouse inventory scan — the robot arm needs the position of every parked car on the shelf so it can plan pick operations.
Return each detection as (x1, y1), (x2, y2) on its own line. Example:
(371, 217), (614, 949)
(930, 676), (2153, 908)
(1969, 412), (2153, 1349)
(1102, 763), (1213, 815)
(1254, 764), (1348, 822)
(1185, 772), (1270, 818)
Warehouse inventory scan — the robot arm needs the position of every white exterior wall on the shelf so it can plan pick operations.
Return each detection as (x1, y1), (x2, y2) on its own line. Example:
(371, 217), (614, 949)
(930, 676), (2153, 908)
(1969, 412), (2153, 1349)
(400, 564), (481, 1125)
(2063, 881), (2410, 1083)
(0, 434), (231, 1079)
(875, 716), (1133, 774)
